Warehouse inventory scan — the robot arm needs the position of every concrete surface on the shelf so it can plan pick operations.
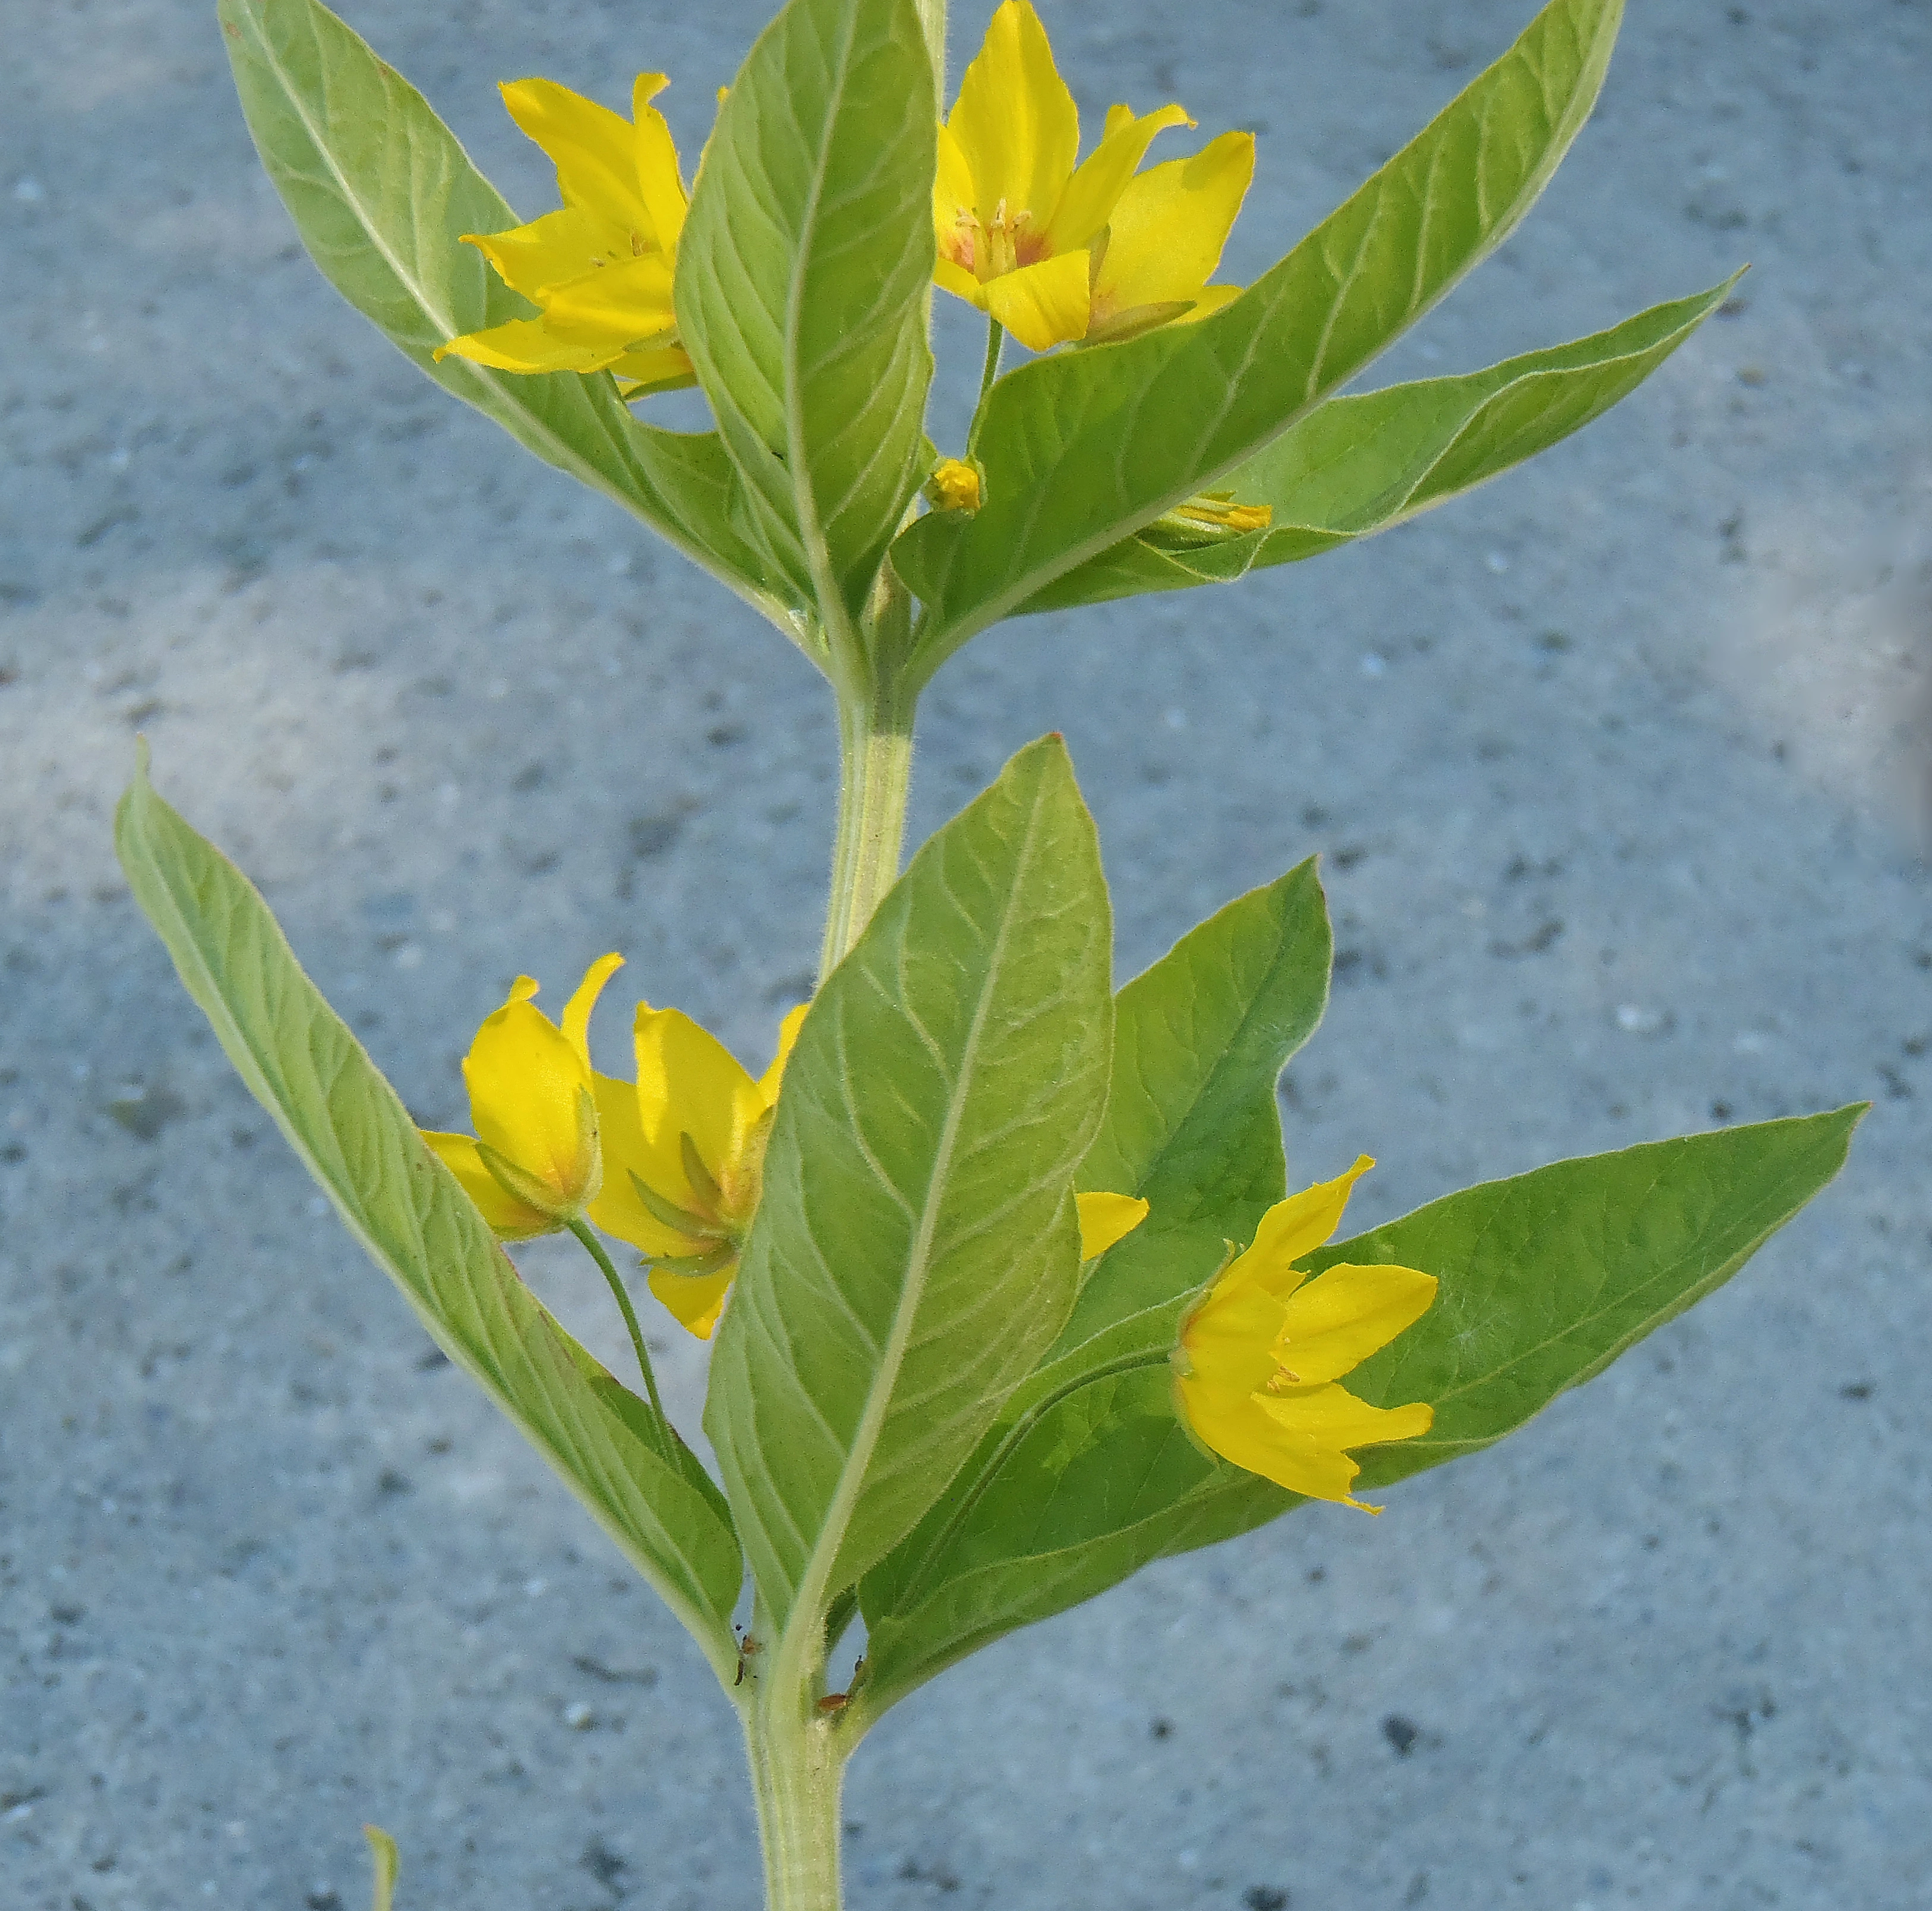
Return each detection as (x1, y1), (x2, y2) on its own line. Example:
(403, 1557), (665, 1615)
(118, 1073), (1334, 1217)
(4, 0), (1930, 1906)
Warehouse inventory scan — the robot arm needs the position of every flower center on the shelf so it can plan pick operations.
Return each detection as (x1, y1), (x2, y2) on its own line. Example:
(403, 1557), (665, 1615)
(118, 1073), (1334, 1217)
(952, 198), (1044, 281)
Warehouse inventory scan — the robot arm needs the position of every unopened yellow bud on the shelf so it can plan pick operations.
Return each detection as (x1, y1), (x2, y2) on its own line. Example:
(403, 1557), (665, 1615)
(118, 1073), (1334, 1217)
(929, 458), (983, 513)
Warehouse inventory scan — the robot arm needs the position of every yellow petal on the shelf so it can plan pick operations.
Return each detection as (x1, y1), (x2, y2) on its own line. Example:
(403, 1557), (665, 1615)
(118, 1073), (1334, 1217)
(1044, 101), (1191, 254)
(1077, 1191), (1149, 1261)
(933, 256), (987, 307)
(464, 992), (596, 1209)
(631, 72), (689, 254)
(1179, 1264), (1287, 1404)
(585, 1071), (705, 1258)
(501, 77), (647, 230)
(1256, 1383), (1434, 1452)
(1227, 1155), (1375, 1294)
(1091, 131), (1255, 318)
(1174, 1377), (1366, 1505)
(983, 249), (1093, 351)
(434, 317), (618, 375)
(561, 954), (624, 1071)
(1173, 282), (1242, 326)
(648, 1262), (736, 1340)
(539, 254), (678, 348)
(611, 343), (698, 393)
(1275, 1262), (1438, 1385)
(933, 119), (980, 276)
(756, 1002), (810, 1105)
(463, 206), (636, 302)
(421, 1130), (555, 1240)
(633, 1005), (765, 1202)
(946, 0), (1079, 226)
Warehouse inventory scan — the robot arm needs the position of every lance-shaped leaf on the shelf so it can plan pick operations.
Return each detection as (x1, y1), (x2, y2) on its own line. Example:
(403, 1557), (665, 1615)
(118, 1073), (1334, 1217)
(703, 739), (1112, 1655)
(1020, 277), (1741, 615)
(860, 866), (1328, 1667)
(675, 0), (936, 629)
(218, 0), (793, 630)
(853, 1108), (1861, 1721)
(894, 0), (1625, 664)
(115, 753), (744, 1680)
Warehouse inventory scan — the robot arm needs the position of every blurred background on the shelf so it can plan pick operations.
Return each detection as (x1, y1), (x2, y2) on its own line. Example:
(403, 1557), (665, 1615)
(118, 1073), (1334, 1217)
(3, 1), (1928, 1905)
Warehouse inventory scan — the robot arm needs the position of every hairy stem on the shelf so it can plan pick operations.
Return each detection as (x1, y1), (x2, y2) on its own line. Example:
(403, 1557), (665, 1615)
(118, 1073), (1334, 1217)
(820, 674), (916, 980)
(744, 1701), (847, 1911)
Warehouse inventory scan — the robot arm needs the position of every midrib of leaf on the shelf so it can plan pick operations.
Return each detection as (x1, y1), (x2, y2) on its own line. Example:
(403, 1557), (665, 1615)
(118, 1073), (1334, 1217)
(773, 786), (1049, 1681)
(241, 4), (457, 339)
(782, 5), (855, 648)
(228, 0), (795, 632)
(881, 1346), (1168, 1617)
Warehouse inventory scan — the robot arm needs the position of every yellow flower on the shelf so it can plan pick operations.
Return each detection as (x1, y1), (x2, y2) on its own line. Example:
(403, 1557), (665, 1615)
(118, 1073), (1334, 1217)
(434, 75), (696, 394)
(421, 954), (625, 1238)
(1172, 1157), (1437, 1512)
(933, 1), (1253, 352)
(588, 1002), (809, 1339)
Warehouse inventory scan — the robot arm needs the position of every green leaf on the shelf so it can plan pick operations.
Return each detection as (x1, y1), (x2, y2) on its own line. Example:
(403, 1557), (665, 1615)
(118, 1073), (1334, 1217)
(363, 1827), (400, 1911)
(703, 737), (1112, 1660)
(1071, 860), (1331, 1343)
(675, 0), (936, 628)
(894, 0), (1625, 664)
(114, 751), (744, 1679)
(217, 0), (795, 630)
(1019, 278), (1741, 615)
(1327, 1105), (1868, 1486)
(854, 1109), (1861, 1719)
(857, 865), (1330, 1701)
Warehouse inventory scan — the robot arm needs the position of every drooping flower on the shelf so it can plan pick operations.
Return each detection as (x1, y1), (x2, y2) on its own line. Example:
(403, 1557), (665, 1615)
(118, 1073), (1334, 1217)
(932, 1), (1252, 352)
(1172, 1157), (1437, 1512)
(587, 1002), (808, 1339)
(421, 954), (625, 1238)
(434, 75), (696, 395)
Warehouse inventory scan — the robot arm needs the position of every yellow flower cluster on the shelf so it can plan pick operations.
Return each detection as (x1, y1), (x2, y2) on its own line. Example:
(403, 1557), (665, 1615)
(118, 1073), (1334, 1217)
(441, 1), (1252, 374)
(422, 958), (1151, 1341)
(421, 961), (1435, 1504)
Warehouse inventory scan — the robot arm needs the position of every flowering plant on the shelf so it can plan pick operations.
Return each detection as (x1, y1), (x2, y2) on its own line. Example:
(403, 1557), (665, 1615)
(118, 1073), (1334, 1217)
(116, 1), (1860, 1905)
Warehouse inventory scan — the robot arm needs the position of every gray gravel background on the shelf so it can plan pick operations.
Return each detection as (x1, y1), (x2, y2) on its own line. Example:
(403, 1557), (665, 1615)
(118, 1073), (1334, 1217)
(5, 1), (1930, 1906)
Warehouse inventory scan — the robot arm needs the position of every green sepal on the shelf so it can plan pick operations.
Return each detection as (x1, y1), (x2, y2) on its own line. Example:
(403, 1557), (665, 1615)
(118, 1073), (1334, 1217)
(627, 1168), (726, 1244)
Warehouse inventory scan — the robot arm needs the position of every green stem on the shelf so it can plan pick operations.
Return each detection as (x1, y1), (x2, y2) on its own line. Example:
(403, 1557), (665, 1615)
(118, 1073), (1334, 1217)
(566, 1218), (671, 1452)
(820, 675), (915, 980)
(971, 316), (1005, 444)
(744, 1703), (847, 1911)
